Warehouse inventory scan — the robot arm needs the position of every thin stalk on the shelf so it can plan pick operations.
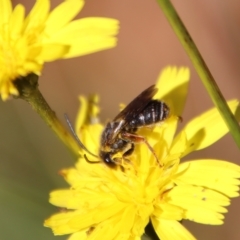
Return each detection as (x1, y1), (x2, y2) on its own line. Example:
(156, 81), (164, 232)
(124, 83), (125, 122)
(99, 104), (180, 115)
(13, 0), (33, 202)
(156, 0), (240, 148)
(14, 74), (80, 157)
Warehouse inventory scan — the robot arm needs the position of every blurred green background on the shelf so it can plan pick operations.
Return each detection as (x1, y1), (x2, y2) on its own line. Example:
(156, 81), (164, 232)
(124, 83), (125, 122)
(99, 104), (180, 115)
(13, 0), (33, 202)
(1, 0), (240, 239)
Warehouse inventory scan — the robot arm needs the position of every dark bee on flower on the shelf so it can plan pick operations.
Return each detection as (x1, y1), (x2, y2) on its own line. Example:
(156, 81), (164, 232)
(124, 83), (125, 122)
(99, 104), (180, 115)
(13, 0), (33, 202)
(98, 85), (170, 167)
(66, 85), (170, 168)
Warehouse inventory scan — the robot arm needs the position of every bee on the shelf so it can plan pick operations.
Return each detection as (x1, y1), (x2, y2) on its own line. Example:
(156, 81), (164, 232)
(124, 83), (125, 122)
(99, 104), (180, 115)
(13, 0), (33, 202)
(66, 85), (170, 168)
(98, 85), (170, 167)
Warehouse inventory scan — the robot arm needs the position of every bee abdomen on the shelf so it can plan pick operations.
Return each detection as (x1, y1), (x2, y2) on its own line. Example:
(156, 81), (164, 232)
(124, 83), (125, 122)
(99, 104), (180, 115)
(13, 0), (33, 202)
(130, 100), (169, 128)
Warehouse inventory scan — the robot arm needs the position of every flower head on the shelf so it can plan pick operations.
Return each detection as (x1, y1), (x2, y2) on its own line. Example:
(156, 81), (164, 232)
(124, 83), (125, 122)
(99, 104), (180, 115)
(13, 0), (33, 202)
(45, 67), (240, 240)
(0, 0), (119, 100)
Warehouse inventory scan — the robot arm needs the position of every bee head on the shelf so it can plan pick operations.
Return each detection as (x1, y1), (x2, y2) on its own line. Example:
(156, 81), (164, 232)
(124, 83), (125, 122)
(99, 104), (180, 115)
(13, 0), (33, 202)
(99, 151), (117, 168)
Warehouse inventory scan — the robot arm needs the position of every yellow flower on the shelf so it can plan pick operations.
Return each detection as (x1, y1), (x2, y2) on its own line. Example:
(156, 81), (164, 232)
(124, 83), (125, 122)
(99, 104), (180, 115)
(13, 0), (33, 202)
(0, 0), (119, 100)
(44, 67), (240, 240)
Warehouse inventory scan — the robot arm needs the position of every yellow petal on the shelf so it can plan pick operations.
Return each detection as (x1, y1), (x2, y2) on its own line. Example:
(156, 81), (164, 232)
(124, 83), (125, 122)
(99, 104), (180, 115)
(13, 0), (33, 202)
(167, 130), (187, 162)
(75, 94), (100, 132)
(47, 17), (119, 58)
(49, 189), (75, 208)
(151, 218), (196, 240)
(64, 34), (118, 58)
(68, 231), (88, 240)
(78, 124), (103, 156)
(45, 0), (84, 34)
(9, 4), (25, 37)
(160, 117), (179, 154)
(136, 118), (177, 163)
(153, 202), (184, 221)
(88, 216), (122, 240)
(19, 61), (42, 75)
(49, 185), (117, 210)
(31, 44), (70, 61)
(118, 206), (136, 233)
(148, 117), (179, 164)
(154, 66), (190, 116)
(68, 202), (125, 229)
(0, 81), (19, 101)
(60, 168), (82, 186)
(44, 210), (84, 235)
(166, 185), (230, 224)
(24, 0), (50, 32)
(0, 0), (12, 25)
(185, 209), (225, 225)
(175, 100), (240, 156)
(75, 96), (88, 131)
(174, 160), (240, 197)
(50, 18), (119, 42)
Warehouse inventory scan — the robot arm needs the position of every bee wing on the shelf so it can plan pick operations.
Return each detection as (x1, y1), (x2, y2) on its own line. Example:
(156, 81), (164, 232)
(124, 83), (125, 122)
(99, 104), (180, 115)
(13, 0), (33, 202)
(114, 85), (158, 124)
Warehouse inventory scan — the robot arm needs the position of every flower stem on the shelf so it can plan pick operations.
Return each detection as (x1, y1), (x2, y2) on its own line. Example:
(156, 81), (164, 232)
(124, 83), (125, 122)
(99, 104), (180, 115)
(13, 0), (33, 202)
(156, 0), (240, 148)
(14, 74), (80, 157)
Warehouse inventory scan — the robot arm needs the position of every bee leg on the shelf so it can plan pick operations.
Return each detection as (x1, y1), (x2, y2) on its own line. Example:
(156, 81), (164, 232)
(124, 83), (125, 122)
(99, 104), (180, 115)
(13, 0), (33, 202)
(120, 143), (134, 166)
(123, 143), (134, 158)
(110, 157), (129, 172)
(121, 132), (162, 167)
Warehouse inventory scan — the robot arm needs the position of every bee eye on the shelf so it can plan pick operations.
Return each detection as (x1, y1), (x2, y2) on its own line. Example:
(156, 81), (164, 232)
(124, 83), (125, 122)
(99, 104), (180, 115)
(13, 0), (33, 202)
(102, 153), (116, 168)
(130, 119), (136, 125)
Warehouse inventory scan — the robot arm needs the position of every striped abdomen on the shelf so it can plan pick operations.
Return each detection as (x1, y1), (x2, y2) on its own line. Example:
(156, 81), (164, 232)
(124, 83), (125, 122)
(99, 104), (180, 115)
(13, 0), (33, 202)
(129, 100), (169, 128)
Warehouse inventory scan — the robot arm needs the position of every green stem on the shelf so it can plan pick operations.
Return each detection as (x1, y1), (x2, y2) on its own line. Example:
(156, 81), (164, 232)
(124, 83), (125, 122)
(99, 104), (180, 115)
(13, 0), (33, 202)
(156, 0), (240, 148)
(14, 74), (80, 157)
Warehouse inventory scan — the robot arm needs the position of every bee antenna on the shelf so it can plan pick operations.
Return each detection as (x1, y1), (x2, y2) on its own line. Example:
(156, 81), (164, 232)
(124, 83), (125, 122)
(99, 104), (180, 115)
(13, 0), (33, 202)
(84, 154), (101, 164)
(64, 113), (98, 158)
